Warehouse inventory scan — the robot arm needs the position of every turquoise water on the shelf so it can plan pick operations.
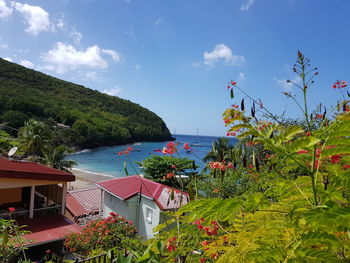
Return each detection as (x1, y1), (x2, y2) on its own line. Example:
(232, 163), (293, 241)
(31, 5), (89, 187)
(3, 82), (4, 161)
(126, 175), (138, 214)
(68, 134), (232, 177)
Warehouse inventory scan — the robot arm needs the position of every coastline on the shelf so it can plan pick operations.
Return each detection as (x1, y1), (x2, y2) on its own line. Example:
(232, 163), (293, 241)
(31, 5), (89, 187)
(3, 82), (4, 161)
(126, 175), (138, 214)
(69, 168), (115, 190)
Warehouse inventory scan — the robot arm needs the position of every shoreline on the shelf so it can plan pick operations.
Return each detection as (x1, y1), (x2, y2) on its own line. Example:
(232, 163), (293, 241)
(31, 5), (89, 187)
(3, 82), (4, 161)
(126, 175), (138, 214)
(69, 168), (116, 190)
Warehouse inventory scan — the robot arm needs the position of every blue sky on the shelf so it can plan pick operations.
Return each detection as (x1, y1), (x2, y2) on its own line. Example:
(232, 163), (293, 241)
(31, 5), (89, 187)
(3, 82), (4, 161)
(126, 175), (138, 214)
(1, 0), (349, 136)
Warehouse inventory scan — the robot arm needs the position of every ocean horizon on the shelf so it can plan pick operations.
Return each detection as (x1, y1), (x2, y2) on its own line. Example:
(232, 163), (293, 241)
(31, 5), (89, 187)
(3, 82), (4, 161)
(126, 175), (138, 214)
(68, 134), (234, 177)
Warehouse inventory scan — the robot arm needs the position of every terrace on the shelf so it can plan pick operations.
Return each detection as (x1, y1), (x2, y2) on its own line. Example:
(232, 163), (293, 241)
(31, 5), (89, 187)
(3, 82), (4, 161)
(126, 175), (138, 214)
(0, 158), (80, 246)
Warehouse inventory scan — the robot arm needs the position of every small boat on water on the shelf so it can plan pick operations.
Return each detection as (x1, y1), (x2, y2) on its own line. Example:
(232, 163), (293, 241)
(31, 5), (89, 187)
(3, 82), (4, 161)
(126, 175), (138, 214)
(190, 142), (203, 147)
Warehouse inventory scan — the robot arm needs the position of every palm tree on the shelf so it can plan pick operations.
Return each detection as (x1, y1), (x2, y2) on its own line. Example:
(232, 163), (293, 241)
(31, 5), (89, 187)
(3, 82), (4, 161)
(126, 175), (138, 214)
(44, 145), (76, 173)
(203, 137), (233, 163)
(203, 137), (233, 181)
(18, 119), (52, 158)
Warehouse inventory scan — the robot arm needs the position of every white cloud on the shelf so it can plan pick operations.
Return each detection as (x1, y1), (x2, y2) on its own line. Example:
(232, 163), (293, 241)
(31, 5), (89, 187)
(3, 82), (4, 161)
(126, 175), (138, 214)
(41, 42), (120, 74)
(70, 30), (83, 45)
(102, 49), (120, 62)
(56, 17), (65, 30)
(0, 0), (12, 19)
(12, 2), (53, 35)
(203, 44), (245, 67)
(238, 72), (245, 81)
(240, 0), (255, 11)
(0, 42), (8, 49)
(19, 59), (34, 68)
(102, 86), (122, 96)
(84, 71), (102, 81)
(155, 17), (162, 25)
(3, 56), (12, 62)
(274, 76), (300, 92)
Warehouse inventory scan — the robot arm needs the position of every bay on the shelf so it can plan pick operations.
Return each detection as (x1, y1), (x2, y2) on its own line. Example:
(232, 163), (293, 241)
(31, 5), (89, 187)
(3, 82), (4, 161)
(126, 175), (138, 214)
(68, 134), (232, 177)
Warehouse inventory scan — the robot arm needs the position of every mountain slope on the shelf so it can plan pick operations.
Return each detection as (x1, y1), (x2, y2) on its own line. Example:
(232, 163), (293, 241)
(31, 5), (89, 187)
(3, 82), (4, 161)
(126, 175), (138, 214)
(0, 58), (172, 148)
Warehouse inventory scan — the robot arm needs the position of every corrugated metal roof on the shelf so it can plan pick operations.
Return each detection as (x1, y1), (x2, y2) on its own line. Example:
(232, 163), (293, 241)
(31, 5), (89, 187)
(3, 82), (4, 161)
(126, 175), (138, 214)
(66, 187), (102, 217)
(18, 214), (81, 246)
(96, 176), (189, 210)
(0, 158), (75, 181)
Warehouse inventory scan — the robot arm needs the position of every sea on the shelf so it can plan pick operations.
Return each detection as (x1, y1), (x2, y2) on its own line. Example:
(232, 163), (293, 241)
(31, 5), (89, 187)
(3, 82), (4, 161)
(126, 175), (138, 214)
(68, 134), (234, 177)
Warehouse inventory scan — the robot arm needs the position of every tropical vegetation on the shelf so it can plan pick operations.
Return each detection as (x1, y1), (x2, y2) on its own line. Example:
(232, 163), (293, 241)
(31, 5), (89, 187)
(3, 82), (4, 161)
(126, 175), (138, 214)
(0, 58), (172, 149)
(2, 52), (349, 262)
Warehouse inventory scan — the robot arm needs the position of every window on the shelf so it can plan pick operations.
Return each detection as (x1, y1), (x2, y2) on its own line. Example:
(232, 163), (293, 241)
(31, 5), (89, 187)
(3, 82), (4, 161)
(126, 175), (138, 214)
(145, 206), (153, 223)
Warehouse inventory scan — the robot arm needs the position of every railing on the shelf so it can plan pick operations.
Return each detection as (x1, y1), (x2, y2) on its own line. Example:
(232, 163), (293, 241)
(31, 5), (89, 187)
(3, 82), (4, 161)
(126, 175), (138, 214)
(74, 251), (115, 263)
(33, 205), (61, 218)
(0, 205), (61, 220)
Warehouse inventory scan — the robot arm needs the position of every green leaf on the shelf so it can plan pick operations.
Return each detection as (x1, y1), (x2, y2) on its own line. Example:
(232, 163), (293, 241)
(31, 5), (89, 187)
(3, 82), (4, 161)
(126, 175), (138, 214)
(124, 161), (129, 176)
(230, 88), (234, 99)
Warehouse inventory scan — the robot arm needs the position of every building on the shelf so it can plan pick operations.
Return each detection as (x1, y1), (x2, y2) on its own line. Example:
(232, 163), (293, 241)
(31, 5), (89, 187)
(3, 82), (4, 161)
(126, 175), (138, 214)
(66, 186), (103, 225)
(96, 175), (189, 240)
(0, 158), (80, 249)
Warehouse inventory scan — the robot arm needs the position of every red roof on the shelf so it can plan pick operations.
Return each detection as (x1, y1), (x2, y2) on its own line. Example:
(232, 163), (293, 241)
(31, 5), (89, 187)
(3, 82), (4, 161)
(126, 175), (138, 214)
(66, 187), (102, 217)
(0, 158), (75, 181)
(96, 176), (189, 210)
(18, 215), (81, 246)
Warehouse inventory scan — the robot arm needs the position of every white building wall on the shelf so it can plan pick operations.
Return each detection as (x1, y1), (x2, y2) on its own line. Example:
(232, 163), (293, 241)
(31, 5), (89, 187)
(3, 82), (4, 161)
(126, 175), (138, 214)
(137, 196), (161, 240)
(102, 191), (129, 219)
(101, 191), (162, 240)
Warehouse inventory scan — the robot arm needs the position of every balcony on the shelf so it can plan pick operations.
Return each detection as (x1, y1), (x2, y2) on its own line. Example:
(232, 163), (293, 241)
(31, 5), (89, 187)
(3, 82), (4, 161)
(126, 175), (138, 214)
(0, 205), (61, 221)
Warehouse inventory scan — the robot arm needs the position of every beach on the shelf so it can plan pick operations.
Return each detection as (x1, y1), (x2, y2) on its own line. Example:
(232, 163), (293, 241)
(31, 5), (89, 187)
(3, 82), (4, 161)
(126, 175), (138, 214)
(69, 169), (114, 190)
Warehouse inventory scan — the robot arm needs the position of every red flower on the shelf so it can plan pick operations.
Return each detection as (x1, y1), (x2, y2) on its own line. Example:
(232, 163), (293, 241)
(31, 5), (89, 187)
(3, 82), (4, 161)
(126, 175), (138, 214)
(248, 164), (254, 169)
(184, 142), (191, 150)
(211, 252), (219, 260)
(330, 154), (341, 164)
(213, 188), (219, 193)
(171, 164), (177, 169)
(297, 150), (308, 154)
(227, 162), (234, 169)
(332, 80), (347, 89)
(265, 154), (271, 159)
(231, 81), (237, 86)
(127, 147), (133, 151)
(305, 131), (311, 136)
(162, 142), (177, 154)
(201, 240), (209, 246)
(46, 250), (51, 254)
(166, 237), (177, 252)
(167, 245), (176, 252)
(314, 114), (323, 119)
(166, 172), (174, 179)
(343, 164), (350, 169)
(109, 212), (117, 217)
(200, 258), (207, 263)
(8, 207), (15, 213)
(246, 141), (255, 147)
(314, 160), (321, 169)
(232, 104), (239, 108)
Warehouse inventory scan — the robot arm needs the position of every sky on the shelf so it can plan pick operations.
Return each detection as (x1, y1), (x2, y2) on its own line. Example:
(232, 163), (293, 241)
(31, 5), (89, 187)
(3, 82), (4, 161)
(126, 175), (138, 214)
(0, 0), (349, 136)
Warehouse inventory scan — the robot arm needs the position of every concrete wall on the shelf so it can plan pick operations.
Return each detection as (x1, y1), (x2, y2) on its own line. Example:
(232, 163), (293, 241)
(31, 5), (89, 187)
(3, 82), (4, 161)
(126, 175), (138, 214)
(102, 192), (129, 219)
(101, 191), (161, 240)
(137, 196), (160, 240)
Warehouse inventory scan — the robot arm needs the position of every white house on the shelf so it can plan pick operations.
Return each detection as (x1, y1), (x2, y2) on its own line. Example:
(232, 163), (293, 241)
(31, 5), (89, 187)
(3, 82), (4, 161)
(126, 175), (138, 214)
(96, 175), (189, 240)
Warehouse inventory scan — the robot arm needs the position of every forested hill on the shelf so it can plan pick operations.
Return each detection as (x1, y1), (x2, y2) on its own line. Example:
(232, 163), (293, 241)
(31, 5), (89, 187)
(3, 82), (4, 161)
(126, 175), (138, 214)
(0, 58), (172, 148)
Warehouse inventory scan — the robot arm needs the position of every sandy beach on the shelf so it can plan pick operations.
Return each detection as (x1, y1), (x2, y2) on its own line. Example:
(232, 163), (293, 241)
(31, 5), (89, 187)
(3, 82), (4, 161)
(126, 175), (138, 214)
(69, 169), (115, 190)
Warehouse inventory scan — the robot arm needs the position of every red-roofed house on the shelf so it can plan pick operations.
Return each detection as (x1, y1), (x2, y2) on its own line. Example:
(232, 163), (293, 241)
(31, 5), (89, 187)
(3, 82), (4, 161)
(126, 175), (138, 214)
(0, 158), (80, 247)
(66, 187), (102, 224)
(96, 175), (189, 239)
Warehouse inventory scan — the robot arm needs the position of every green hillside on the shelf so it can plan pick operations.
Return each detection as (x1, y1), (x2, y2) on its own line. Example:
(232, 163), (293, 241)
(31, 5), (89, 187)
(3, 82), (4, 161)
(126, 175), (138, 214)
(0, 58), (172, 148)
